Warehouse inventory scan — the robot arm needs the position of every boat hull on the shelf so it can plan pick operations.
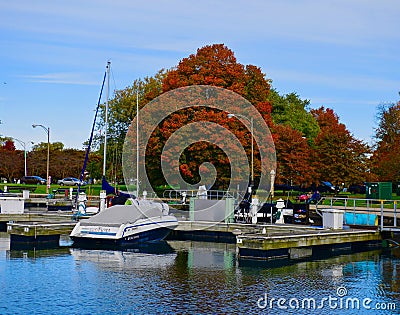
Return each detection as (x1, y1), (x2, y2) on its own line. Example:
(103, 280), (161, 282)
(70, 226), (174, 249)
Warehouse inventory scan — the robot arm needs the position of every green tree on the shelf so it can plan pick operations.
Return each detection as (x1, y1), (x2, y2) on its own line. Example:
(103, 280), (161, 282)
(32, 141), (64, 151)
(269, 90), (320, 143)
(96, 70), (167, 180)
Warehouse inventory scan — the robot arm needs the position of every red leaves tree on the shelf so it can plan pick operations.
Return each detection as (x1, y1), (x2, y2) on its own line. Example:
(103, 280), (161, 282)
(272, 124), (316, 187)
(0, 140), (23, 182)
(0, 139), (101, 183)
(163, 44), (246, 94)
(153, 44), (273, 188)
(371, 101), (400, 181)
(163, 44), (272, 119)
(311, 107), (370, 186)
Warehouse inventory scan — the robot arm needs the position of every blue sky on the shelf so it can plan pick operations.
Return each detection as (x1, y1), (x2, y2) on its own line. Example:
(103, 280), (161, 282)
(0, 0), (399, 150)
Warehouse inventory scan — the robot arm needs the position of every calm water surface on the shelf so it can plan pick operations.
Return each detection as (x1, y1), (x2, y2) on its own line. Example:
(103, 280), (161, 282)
(0, 233), (398, 314)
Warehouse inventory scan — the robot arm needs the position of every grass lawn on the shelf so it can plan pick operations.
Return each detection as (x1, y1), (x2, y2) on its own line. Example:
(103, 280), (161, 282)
(0, 183), (127, 196)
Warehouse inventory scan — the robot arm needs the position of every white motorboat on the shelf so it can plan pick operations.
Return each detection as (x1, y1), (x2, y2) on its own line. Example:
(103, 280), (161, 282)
(70, 199), (178, 247)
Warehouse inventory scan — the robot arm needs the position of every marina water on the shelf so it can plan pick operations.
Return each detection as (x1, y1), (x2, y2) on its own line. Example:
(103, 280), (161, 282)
(0, 233), (398, 314)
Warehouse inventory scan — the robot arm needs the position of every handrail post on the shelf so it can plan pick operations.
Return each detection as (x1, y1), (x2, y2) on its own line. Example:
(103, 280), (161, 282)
(394, 201), (397, 228)
(380, 200), (384, 231)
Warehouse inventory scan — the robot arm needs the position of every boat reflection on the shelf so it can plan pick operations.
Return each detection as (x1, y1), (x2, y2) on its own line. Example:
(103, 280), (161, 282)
(70, 241), (177, 270)
(71, 239), (175, 253)
(70, 240), (238, 271)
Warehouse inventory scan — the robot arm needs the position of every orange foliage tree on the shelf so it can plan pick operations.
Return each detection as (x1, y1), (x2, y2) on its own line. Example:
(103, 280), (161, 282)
(0, 140), (23, 182)
(311, 107), (370, 186)
(149, 44), (274, 189)
(371, 101), (400, 181)
(272, 124), (316, 187)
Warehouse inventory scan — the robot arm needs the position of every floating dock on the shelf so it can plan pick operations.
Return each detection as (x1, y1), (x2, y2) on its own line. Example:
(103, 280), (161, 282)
(7, 221), (76, 249)
(168, 221), (261, 243)
(168, 221), (384, 261)
(236, 226), (382, 260)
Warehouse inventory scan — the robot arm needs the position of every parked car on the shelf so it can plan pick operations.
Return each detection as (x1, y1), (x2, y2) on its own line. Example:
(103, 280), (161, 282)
(301, 181), (340, 194)
(57, 177), (86, 186)
(274, 183), (295, 191)
(20, 176), (47, 185)
(319, 181), (340, 194)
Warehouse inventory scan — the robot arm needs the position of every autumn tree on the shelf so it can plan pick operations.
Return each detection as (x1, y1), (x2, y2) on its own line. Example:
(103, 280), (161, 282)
(272, 124), (316, 186)
(27, 143), (98, 183)
(163, 44), (272, 116)
(0, 139), (23, 182)
(311, 107), (370, 186)
(156, 44), (273, 188)
(163, 44), (247, 94)
(2, 139), (16, 151)
(370, 100), (400, 181)
(0, 135), (118, 184)
(143, 106), (249, 189)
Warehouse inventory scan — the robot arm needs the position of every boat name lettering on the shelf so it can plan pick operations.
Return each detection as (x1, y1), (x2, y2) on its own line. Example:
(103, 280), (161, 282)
(90, 227), (112, 233)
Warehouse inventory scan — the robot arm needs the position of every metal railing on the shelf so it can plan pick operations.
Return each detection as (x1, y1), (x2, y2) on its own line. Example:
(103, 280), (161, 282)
(162, 189), (244, 205)
(315, 197), (399, 231)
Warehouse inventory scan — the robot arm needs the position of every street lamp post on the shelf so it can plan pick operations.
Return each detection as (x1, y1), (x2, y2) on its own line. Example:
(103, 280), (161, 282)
(11, 138), (33, 176)
(228, 113), (254, 185)
(32, 124), (50, 194)
(270, 169), (276, 199)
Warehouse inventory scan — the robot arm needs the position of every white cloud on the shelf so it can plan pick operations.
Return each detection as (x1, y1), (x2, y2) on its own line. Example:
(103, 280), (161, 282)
(1, 0), (399, 51)
(19, 73), (99, 85)
(268, 68), (400, 92)
(309, 97), (378, 107)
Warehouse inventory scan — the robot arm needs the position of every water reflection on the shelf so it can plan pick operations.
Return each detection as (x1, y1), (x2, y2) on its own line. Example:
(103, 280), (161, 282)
(67, 241), (399, 313)
(169, 241), (236, 270)
(0, 232), (9, 251)
(70, 242), (177, 270)
(6, 247), (71, 259)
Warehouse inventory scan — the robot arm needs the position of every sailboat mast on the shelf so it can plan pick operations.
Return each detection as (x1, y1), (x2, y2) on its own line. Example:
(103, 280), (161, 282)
(103, 61), (111, 177)
(136, 89), (139, 198)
